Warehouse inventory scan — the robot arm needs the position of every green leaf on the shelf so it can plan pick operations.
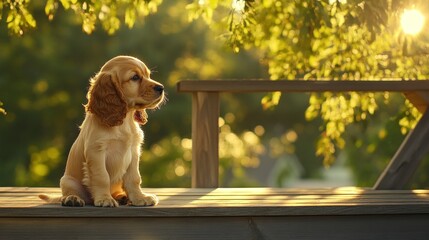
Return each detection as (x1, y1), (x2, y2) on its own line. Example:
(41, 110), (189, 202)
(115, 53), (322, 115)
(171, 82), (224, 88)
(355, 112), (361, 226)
(45, 0), (56, 20)
(0, 1), (3, 21)
(0, 101), (6, 115)
(125, 7), (136, 28)
(6, 10), (14, 23)
(60, 0), (71, 9)
(261, 92), (281, 110)
(82, 14), (96, 34)
(20, 7), (36, 27)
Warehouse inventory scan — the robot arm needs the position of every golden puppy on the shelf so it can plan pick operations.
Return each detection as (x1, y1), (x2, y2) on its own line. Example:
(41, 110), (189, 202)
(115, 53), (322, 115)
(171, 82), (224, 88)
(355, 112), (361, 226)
(40, 56), (164, 207)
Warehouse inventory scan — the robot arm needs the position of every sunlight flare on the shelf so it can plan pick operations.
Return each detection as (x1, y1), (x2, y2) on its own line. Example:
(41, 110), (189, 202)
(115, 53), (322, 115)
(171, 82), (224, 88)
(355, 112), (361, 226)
(232, 0), (245, 13)
(401, 9), (425, 35)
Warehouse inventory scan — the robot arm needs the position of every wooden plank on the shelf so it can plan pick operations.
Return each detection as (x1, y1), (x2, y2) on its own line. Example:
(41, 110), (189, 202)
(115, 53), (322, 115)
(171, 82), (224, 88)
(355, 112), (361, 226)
(2, 192), (429, 204)
(254, 215), (429, 240)
(1, 215), (429, 240)
(2, 204), (429, 218)
(3, 199), (429, 207)
(3, 200), (429, 208)
(3, 187), (429, 196)
(1, 188), (429, 217)
(0, 203), (429, 219)
(2, 187), (429, 199)
(3, 192), (429, 201)
(177, 80), (429, 93)
(192, 92), (220, 188)
(374, 109), (429, 190)
(2, 202), (429, 217)
(3, 198), (429, 208)
(0, 217), (255, 240)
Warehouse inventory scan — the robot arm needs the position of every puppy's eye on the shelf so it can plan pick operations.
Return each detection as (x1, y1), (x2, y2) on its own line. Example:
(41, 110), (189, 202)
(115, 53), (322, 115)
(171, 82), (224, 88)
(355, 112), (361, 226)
(131, 74), (141, 81)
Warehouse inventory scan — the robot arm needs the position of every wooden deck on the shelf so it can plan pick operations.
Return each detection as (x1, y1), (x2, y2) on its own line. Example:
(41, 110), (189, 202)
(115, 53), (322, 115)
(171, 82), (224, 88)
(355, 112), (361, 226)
(1, 187), (429, 239)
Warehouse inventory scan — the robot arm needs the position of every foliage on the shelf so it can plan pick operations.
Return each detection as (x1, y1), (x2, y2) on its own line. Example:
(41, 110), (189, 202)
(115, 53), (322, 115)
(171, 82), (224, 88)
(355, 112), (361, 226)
(344, 94), (405, 186)
(187, 0), (429, 165)
(344, 93), (429, 188)
(0, 0), (36, 35)
(0, 0), (162, 35)
(140, 118), (266, 187)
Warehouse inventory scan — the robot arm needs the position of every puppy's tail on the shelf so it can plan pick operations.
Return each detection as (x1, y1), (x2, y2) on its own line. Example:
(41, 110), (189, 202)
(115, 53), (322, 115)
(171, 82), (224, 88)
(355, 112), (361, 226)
(39, 194), (62, 203)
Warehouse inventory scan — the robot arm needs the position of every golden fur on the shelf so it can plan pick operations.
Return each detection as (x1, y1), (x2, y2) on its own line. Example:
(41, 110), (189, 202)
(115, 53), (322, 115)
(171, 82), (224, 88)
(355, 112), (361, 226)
(40, 56), (164, 207)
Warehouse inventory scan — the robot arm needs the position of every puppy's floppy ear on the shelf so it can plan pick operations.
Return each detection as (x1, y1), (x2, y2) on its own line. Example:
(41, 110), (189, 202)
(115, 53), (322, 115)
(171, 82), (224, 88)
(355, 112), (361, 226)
(85, 72), (127, 127)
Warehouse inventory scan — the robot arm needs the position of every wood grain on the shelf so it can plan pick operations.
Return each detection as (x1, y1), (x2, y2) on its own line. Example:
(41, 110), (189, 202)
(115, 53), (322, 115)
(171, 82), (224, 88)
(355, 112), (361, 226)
(2, 187), (429, 217)
(1, 215), (429, 240)
(192, 92), (219, 188)
(2, 187), (429, 239)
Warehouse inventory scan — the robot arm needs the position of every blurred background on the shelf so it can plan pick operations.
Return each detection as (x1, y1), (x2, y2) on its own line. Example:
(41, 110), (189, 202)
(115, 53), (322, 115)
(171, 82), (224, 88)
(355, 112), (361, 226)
(1, 0), (429, 188)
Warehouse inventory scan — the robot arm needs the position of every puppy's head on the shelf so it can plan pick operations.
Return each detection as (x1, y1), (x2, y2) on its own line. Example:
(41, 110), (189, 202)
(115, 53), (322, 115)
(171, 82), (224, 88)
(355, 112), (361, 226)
(86, 56), (165, 127)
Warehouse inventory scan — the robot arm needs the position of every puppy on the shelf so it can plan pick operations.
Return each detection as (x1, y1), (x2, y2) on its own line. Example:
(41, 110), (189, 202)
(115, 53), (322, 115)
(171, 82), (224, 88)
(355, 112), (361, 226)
(40, 56), (165, 207)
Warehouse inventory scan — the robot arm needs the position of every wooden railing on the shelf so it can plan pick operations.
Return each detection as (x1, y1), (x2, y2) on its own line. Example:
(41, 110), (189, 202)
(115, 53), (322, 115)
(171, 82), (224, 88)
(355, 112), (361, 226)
(177, 80), (429, 189)
(2, 80), (429, 239)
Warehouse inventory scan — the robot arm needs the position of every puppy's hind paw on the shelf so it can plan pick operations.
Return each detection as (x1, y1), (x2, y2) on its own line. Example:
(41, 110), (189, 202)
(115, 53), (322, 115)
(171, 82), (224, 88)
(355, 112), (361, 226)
(61, 195), (85, 207)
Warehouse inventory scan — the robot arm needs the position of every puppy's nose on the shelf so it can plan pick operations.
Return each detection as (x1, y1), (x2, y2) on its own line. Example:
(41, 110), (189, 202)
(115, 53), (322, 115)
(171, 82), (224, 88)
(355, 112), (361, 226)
(153, 84), (164, 94)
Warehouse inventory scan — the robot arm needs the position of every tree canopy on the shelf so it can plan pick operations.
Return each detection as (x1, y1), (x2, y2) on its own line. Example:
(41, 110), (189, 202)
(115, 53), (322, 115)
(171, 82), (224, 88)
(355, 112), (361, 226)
(188, 0), (429, 164)
(1, 0), (162, 35)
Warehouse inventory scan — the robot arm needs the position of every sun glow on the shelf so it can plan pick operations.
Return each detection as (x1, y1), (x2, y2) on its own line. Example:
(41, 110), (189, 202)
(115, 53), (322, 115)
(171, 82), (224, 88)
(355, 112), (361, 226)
(401, 9), (425, 35)
(232, 0), (245, 13)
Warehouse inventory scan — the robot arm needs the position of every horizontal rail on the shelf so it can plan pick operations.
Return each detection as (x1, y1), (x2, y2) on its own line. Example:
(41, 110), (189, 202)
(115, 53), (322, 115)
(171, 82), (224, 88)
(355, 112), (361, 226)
(177, 80), (429, 93)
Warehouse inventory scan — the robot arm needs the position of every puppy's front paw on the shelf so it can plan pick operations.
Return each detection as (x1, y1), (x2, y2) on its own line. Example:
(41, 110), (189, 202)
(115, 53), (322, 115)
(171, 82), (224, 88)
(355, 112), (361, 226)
(61, 195), (85, 207)
(130, 193), (159, 206)
(94, 196), (119, 207)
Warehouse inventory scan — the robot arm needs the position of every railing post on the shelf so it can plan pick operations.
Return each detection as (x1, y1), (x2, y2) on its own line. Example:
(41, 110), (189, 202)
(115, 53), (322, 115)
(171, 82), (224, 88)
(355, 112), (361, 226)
(191, 92), (219, 188)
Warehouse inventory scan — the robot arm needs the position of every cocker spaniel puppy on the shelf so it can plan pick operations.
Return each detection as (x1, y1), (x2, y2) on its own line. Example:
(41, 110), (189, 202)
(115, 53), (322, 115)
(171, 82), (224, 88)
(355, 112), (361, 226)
(40, 56), (165, 207)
